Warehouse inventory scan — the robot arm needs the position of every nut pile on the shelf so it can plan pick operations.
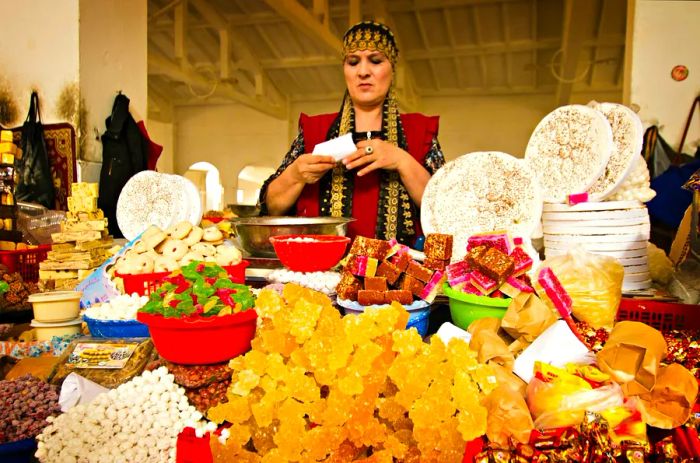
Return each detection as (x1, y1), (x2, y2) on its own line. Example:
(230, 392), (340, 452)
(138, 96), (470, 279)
(83, 293), (149, 320)
(149, 360), (233, 413)
(0, 375), (61, 443)
(266, 268), (341, 295)
(0, 269), (39, 312)
(36, 367), (203, 463)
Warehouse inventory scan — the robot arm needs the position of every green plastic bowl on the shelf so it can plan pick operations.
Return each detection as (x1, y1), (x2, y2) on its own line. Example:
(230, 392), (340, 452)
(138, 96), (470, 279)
(443, 283), (511, 330)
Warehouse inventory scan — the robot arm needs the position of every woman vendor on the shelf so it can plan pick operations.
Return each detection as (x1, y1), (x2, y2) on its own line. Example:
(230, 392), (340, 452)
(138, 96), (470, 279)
(258, 21), (445, 245)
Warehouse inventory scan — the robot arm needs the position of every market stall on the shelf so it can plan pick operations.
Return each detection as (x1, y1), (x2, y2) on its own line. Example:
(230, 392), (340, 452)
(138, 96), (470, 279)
(0, 101), (699, 463)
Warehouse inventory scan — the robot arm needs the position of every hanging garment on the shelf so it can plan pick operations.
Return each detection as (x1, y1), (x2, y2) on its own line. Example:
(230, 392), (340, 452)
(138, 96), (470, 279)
(98, 93), (148, 238)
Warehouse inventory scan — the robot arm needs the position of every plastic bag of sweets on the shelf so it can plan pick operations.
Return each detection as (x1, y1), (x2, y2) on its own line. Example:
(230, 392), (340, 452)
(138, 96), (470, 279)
(536, 247), (624, 329)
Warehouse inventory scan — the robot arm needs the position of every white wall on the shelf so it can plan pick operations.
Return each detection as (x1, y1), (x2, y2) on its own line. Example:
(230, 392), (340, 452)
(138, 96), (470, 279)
(0, 0), (79, 125)
(173, 104), (288, 205)
(79, 0), (148, 163)
(631, 0), (700, 152)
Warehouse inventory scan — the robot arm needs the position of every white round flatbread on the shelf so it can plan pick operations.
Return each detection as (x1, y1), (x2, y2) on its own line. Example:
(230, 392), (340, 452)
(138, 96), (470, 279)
(525, 105), (613, 203)
(543, 223), (650, 235)
(542, 209), (649, 222)
(587, 103), (643, 200)
(421, 151), (542, 262)
(116, 171), (191, 241)
(169, 174), (203, 226)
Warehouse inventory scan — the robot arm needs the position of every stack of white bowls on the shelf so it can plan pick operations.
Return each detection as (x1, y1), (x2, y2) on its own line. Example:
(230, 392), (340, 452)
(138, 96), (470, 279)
(541, 200), (651, 291)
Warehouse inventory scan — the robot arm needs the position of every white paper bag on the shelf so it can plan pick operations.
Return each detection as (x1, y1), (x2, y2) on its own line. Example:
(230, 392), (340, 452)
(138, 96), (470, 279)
(59, 372), (109, 412)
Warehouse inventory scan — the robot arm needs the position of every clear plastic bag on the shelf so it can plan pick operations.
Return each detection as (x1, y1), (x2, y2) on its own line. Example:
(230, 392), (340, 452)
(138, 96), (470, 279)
(538, 247), (624, 329)
(526, 368), (624, 429)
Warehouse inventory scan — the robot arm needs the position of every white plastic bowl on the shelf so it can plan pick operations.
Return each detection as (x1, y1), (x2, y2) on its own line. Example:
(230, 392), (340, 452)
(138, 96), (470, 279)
(28, 291), (82, 323)
(30, 318), (83, 341)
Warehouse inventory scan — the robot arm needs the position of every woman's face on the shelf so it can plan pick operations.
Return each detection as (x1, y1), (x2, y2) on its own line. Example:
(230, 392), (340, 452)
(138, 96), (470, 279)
(343, 50), (393, 109)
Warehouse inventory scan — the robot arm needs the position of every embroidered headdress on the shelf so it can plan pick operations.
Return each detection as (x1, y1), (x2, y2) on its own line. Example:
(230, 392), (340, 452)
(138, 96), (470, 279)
(342, 21), (399, 66)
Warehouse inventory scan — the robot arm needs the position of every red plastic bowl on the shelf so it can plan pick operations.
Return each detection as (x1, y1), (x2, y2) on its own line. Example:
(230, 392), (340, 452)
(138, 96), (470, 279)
(269, 234), (351, 272)
(137, 310), (257, 365)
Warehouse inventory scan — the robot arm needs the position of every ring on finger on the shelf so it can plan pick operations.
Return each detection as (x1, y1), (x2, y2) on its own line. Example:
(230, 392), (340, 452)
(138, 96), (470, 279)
(364, 145), (374, 155)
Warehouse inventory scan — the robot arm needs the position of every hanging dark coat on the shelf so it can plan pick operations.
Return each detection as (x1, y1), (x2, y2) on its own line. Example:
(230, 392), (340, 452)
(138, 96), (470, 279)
(98, 94), (148, 238)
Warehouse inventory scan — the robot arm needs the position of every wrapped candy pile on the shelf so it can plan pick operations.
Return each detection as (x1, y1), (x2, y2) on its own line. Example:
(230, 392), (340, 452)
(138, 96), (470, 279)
(207, 284), (496, 461)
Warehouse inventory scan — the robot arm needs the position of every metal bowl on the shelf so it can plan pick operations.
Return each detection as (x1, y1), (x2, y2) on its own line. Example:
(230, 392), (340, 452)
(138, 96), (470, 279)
(227, 204), (261, 218)
(232, 216), (355, 258)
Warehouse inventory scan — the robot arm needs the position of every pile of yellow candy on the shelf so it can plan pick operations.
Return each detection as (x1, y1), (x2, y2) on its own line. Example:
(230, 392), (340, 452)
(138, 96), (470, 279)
(208, 284), (495, 462)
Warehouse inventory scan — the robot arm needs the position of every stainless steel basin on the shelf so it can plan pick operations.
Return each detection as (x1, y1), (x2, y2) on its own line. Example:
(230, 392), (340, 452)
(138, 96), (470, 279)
(231, 216), (354, 258)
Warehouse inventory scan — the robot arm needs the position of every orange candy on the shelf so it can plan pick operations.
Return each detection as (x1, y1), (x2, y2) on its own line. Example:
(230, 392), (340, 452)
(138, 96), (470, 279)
(208, 283), (493, 462)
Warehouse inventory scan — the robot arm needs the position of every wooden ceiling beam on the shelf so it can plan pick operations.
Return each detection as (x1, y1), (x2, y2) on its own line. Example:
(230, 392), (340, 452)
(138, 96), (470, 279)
(261, 56), (339, 69)
(501, 2), (512, 88)
(348, 0), (361, 27)
(555, 0), (597, 106)
(262, 0), (343, 53)
(313, 0), (330, 26)
(471, 5), (489, 87)
(373, 0), (420, 112)
(189, 0), (286, 105)
(148, 52), (286, 119)
(174, 0), (186, 61)
(588, 0), (608, 86)
(147, 83), (175, 122)
(390, 0), (521, 13)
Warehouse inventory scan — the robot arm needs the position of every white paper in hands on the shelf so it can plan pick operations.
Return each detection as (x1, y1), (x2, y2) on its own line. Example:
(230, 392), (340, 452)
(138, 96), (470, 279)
(59, 372), (109, 412)
(312, 133), (356, 162)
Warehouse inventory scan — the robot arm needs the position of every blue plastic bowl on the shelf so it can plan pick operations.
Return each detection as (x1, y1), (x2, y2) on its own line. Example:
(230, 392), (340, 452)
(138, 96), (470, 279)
(406, 308), (430, 337)
(0, 438), (37, 463)
(83, 316), (150, 338)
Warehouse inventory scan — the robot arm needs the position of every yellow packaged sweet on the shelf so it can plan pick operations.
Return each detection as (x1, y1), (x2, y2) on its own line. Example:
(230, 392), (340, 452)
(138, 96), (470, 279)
(526, 362), (624, 429)
(537, 247), (624, 329)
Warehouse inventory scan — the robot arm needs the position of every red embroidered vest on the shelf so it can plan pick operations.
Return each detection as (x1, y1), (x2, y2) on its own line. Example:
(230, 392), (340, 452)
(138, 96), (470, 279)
(295, 112), (439, 241)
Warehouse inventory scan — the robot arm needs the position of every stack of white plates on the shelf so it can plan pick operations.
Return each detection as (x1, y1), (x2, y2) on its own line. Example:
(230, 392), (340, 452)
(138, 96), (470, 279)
(541, 200), (651, 291)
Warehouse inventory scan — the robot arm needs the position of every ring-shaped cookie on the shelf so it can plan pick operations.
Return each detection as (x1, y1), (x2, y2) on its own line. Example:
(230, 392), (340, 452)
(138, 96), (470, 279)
(216, 245), (242, 266)
(191, 242), (216, 257)
(167, 221), (194, 240)
(160, 239), (189, 261)
(154, 255), (179, 273)
(183, 226), (204, 246)
(131, 254), (154, 275)
(202, 226), (223, 242)
(143, 231), (168, 250)
(179, 252), (205, 267)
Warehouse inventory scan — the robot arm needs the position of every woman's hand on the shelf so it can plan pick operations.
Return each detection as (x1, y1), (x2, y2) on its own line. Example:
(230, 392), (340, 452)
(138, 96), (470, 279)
(344, 139), (431, 207)
(290, 154), (337, 184)
(264, 154), (335, 215)
(343, 139), (411, 177)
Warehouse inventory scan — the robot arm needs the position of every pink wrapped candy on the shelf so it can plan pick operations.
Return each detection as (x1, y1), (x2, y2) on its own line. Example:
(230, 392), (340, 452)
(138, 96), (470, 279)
(348, 255), (379, 278)
(499, 276), (534, 298)
(467, 230), (514, 255)
(469, 270), (498, 295)
(420, 270), (445, 303)
(536, 267), (573, 317)
(510, 247), (533, 276)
